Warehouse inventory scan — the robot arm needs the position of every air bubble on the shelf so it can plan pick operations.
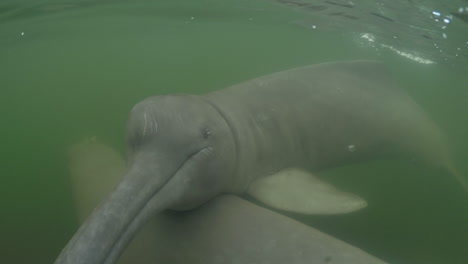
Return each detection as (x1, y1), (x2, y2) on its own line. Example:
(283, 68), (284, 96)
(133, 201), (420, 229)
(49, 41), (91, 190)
(432, 11), (441, 18)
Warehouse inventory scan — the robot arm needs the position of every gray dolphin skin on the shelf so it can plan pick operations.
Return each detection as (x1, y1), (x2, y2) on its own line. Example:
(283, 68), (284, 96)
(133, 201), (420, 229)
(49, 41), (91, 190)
(67, 138), (388, 264)
(55, 61), (465, 264)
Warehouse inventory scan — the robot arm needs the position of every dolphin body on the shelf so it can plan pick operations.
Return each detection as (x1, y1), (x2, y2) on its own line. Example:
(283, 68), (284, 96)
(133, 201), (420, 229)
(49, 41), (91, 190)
(67, 138), (388, 264)
(55, 61), (465, 264)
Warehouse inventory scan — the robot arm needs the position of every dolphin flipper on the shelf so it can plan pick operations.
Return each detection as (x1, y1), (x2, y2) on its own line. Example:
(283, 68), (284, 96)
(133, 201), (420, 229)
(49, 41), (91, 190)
(247, 168), (368, 214)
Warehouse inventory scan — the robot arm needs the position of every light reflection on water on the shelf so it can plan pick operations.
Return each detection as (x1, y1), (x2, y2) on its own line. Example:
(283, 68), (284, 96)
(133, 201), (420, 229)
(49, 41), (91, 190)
(273, 0), (468, 67)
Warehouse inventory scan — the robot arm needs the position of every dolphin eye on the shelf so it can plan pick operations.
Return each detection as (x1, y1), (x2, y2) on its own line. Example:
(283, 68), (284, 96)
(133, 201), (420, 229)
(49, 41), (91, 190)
(202, 128), (212, 139)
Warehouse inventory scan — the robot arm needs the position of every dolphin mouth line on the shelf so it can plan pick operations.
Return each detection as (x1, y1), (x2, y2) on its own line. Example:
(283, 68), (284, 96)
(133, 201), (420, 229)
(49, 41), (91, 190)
(102, 146), (210, 263)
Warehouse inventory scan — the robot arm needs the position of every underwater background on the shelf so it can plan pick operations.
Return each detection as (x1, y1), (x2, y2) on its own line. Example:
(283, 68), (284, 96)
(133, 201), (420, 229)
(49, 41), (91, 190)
(0, 0), (467, 263)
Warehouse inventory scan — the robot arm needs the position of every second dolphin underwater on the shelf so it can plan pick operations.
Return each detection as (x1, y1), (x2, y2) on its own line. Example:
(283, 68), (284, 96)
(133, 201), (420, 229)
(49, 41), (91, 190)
(55, 60), (467, 263)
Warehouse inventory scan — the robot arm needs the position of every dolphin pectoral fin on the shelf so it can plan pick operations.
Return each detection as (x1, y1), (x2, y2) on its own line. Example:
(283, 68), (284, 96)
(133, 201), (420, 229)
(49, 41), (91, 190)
(247, 168), (367, 215)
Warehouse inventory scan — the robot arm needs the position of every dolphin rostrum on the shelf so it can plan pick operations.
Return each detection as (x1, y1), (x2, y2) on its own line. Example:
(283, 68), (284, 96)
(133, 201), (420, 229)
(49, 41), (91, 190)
(55, 61), (466, 264)
(67, 137), (388, 264)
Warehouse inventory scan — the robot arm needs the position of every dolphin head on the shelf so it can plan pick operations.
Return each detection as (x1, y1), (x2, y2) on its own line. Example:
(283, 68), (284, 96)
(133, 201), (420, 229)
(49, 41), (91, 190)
(55, 95), (237, 264)
(125, 95), (237, 210)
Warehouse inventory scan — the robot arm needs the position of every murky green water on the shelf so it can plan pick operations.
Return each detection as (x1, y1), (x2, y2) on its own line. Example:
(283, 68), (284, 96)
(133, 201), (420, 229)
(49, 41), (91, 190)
(1, 0), (467, 263)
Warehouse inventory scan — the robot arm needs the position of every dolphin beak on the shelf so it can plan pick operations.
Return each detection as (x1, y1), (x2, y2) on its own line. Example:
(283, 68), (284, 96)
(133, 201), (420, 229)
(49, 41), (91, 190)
(54, 148), (210, 264)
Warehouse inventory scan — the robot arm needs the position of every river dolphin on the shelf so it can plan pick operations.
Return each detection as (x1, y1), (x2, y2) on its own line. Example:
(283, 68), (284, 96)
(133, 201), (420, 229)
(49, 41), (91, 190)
(55, 61), (466, 264)
(67, 138), (388, 264)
